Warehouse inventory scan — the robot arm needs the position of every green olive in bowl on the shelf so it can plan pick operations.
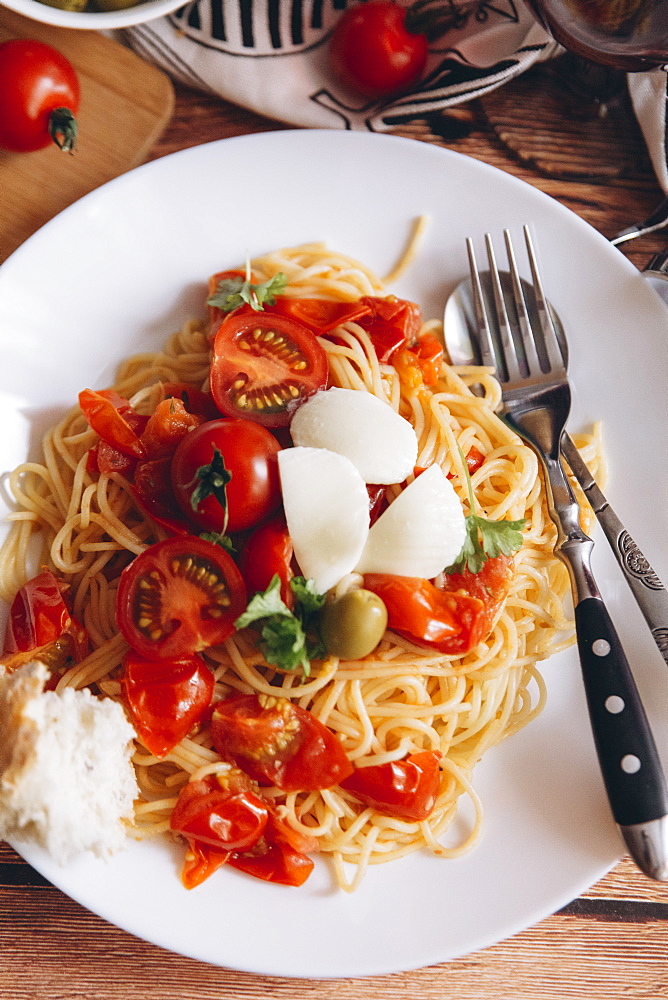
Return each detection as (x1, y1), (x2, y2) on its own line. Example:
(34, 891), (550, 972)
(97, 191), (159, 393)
(320, 589), (388, 660)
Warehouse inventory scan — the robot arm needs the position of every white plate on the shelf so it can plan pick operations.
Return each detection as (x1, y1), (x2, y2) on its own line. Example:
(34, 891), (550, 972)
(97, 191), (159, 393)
(1, 131), (668, 979)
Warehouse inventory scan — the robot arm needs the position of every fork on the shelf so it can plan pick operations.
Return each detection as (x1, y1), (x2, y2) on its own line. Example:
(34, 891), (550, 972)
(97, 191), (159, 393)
(467, 227), (668, 881)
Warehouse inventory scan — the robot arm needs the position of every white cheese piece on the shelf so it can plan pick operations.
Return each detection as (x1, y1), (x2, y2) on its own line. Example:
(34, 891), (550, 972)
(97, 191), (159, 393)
(0, 661), (138, 864)
(355, 464), (467, 579)
(289, 386), (418, 485)
(278, 446), (370, 594)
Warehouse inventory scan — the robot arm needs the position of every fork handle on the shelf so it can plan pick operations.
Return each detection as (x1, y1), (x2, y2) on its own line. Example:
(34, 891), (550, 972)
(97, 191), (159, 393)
(561, 433), (668, 668)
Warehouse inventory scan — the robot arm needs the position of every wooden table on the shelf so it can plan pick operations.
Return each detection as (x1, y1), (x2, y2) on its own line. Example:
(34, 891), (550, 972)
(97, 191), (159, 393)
(3, 66), (668, 1000)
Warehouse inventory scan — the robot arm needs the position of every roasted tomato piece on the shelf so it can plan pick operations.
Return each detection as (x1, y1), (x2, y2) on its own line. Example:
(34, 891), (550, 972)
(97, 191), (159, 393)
(116, 536), (247, 660)
(210, 693), (354, 792)
(439, 554), (514, 646)
(140, 397), (202, 460)
(353, 295), (423, 362)
(409, 331), (444, 385)
(79, 388), (147, 460)
(362, 574), (485, 657)
(180, 838), (230, 890)
(131, 457), (191, 536)
(237, 516), (294, 606)
(170, 773), (268, 852)
(170, 418), (281, 535)
(229, 812), (317, 886)
(341, 750), (442, 821)
(270, 297), (371, 334)
(206, 268), (255, 340)
(121, 650), (215, 757)
(1, 570), (88, 673)
(161, 383), (220, 421)
(210, 313), (328, 428)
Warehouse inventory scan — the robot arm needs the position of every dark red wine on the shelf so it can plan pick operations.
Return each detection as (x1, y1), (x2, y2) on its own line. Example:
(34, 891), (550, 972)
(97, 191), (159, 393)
(524, 0), (668, 71)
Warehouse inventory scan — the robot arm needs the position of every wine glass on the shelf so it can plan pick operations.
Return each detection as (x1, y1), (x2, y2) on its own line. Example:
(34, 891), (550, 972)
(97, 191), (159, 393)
(480, 0), (668, 184)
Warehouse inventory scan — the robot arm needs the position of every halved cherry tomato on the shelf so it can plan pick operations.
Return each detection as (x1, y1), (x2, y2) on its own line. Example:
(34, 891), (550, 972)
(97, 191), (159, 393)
(210, 313), (328, 428)
(121, 650), (215, 757)
(116, 536), (247, 660)
(229, 812), (316, 886)
(237, 516), (294, 606)
(341, 750), (442, 821)
(79, 389), (147, 460)
(1, 570), (88, 673)
(210, 693), (354, 791)
(170, 418), (282, 535)
(140, 397), (202, 460)
(362, 574), (485, 656)
(170, 773), (268, 851)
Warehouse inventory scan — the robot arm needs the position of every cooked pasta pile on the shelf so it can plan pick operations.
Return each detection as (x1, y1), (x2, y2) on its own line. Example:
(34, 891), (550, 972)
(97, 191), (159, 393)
(0, 242), (605, 891)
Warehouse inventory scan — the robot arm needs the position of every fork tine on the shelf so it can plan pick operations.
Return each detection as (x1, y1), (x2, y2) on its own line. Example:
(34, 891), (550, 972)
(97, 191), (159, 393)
(485, 233), (521, 384)
(465, 237), (496, 370)
(523, 225), (565, 373)
(503, 229), (542, 376)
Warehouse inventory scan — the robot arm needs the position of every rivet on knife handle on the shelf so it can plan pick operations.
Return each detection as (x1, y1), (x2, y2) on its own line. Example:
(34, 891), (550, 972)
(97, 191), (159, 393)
(561, 433), (668, 667)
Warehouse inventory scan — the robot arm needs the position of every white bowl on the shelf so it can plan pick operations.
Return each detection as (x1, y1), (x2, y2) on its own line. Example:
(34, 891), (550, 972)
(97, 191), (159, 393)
(0, 0), (183, 28)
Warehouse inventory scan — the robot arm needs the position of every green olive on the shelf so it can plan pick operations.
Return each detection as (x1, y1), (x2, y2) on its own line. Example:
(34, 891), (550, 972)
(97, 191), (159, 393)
(320, 589), (388, 660)
(94, 0), (140, 9)
(39, 0), (88, 11)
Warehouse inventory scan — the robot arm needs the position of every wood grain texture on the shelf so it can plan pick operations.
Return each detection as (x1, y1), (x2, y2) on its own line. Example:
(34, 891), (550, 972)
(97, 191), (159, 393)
(0, 10), (174, 261)
(3, 72), (668, 999)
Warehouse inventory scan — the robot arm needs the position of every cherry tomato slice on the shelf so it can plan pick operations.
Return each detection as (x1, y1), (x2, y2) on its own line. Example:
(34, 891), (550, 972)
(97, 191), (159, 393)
(210, 693), (354, 792)
(170, 773), (268, 851)
(341, 750), (442, 821)
(140, 397), (202, 460)
(362, 574), (485, 656)
(228, 813), (316, 886)
(121, 650), (215, 757)
(210, 313), (328, 428)
(116, 536), (247, 659)
(2, 570), (88, 673)
(170, 418), (282, 535)
(237, 516), (294, 606)
(79, 389), (147, 460)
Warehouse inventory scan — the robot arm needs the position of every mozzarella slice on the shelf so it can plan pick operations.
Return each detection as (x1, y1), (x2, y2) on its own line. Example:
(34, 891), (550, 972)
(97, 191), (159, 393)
(289, 387), (418, 485)
(355, 464), (466, 579)
(278, 446), (370, 594)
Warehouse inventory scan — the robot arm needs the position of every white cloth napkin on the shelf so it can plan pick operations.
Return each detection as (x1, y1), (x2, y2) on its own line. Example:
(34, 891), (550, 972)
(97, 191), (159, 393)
(125, 0), (668, 192)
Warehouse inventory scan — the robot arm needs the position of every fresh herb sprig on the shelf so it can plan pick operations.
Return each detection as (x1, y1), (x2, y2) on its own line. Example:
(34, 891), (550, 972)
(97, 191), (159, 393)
(234, 575), (326, 676)
(207, 259), (287, 314)
(446, 448), (525, 575)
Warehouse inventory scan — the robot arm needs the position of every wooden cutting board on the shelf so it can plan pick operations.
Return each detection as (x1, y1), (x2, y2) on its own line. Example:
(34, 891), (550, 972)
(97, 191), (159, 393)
(0, 9), (174, 262)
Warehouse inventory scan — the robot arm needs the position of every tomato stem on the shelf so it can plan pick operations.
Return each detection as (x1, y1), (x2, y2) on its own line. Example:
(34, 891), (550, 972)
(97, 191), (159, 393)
(48, 107), (77, 153)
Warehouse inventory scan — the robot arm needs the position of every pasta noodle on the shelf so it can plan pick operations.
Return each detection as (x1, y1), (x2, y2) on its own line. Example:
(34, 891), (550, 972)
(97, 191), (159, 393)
(0, 241), (604, 891)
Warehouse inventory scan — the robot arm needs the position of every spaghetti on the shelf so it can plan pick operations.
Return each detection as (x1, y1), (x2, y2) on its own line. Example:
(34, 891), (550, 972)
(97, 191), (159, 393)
(0, 241), (604, 891)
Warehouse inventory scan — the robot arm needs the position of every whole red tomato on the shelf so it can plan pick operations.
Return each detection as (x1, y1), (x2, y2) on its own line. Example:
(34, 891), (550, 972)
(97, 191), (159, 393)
(0, 39), (80, 153)
(329, 1), (428, 99)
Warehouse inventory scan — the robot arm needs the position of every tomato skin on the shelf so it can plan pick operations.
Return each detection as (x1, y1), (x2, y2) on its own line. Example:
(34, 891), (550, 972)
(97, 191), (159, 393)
(362, 573), (485, 656)
(170, 418), (282, 535)
(211, 694), (354, 792)
(140, 397), (202, 460)
(329, 1), (428, 99)
(270, 297), (371, 334)
(2, 570), (88, 673)
(210, 312), (329, 428)
(121, 650), (215, 758)
(0, 39), (79, 153)
(341, 750), (442, 820)
(116, 536), (247, 660)
(79, 389), (147, 460)
(229, 813), (316, 886)
(237, 516), (294, 606)
(170, 774), (268, 852)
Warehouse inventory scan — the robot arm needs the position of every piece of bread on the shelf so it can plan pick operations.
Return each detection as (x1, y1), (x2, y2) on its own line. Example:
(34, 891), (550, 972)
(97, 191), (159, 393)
(0, 661), (138, 864)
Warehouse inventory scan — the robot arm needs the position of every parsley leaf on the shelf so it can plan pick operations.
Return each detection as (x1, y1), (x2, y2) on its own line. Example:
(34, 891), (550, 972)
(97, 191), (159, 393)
(446, 445), (525, 574)
(234, 575), (326, 676)
(207, 271), (288, 313)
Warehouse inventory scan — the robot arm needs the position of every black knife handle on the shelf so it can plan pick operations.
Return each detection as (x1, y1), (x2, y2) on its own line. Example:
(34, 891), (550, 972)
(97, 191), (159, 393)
(575, 596), (668, 827)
